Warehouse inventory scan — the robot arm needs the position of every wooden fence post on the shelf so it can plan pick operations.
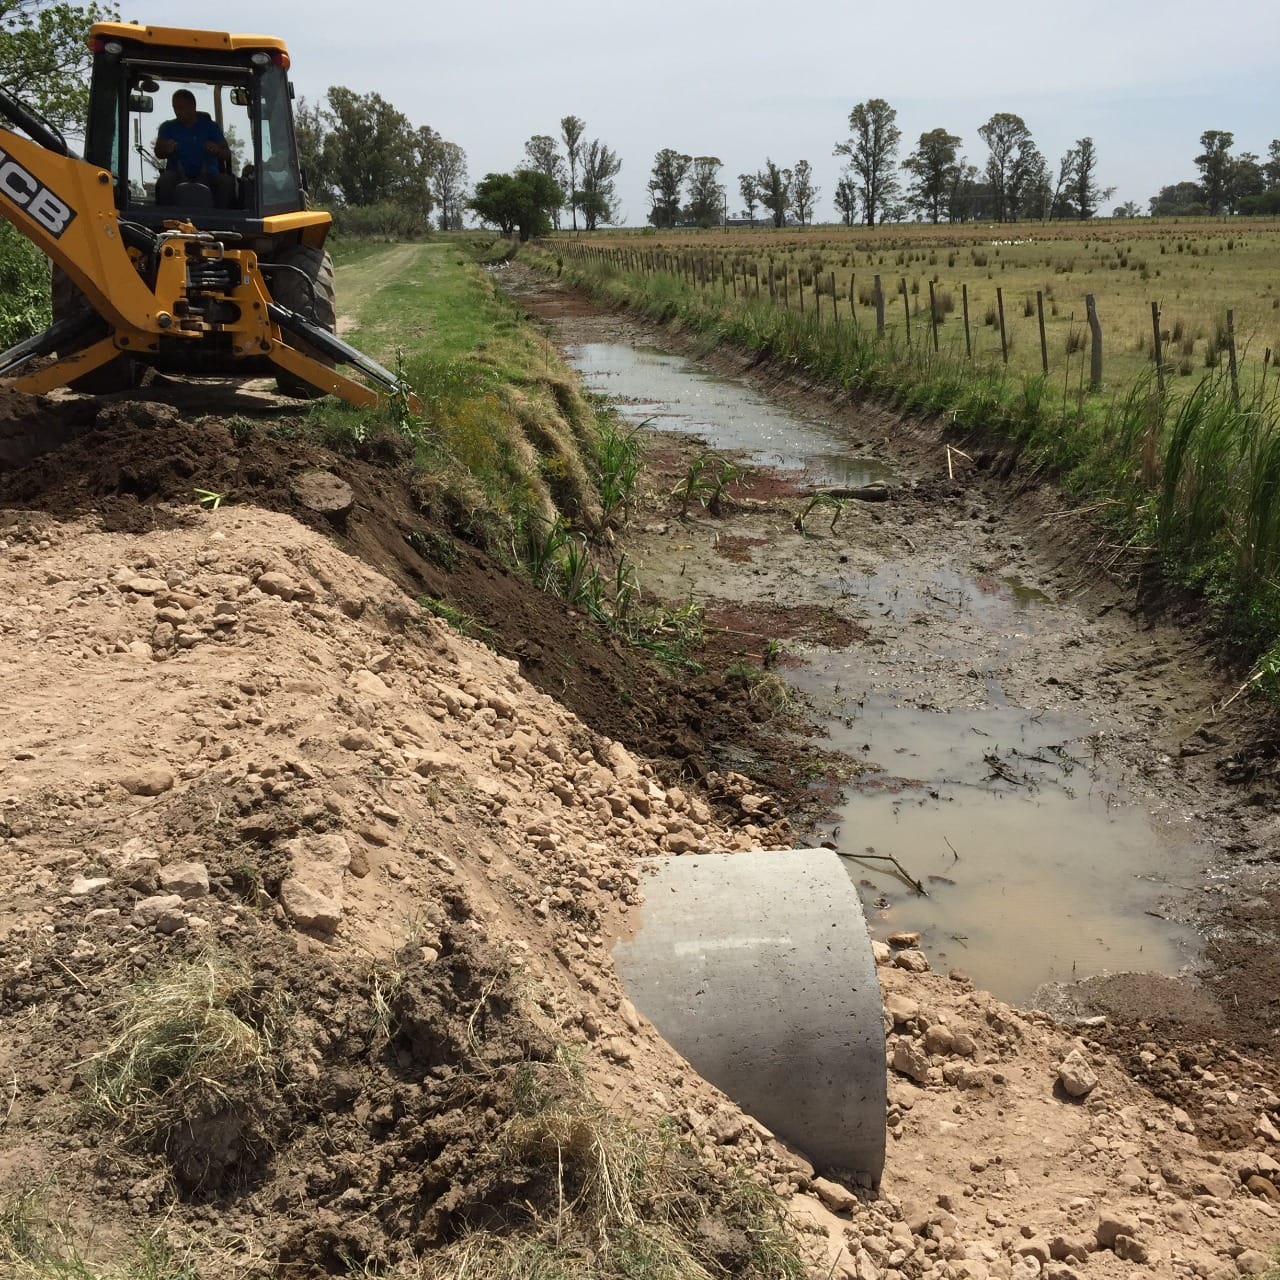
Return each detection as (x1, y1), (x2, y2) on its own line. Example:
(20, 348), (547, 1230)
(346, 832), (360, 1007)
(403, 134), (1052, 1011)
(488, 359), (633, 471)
(928, 281), (939, 353)
(798, 272), (805, 315)
(1085, 293), (1103, 389)
(1150, 301), (1166, 397)
(996, 287), (1008, 364)
(901, 278), (911, 343)
(768, 263), (776, 301)
(829, 271), (837, 325)
(1227, 308), (1239, 405)
(874, 274), (885, 336)
(962, 283), (972, 358)
(1036, 291), (1048, 374)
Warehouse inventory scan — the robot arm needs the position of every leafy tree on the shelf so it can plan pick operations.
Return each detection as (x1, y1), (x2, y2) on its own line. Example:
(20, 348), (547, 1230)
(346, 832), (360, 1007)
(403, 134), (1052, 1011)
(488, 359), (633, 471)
(1113, 200), (1140, 218)
(833, 172), (857, 225)
(560, 115), (585, 230)
(294, 95), (334, 203)
(1049, 145), (1078, 219)
(469, 169), (562, 240)
(790, 159), (818, 227)
(978, 112), (1041, 221)
(648, 147), (691, 228)
(322, 87), (426, 209)
(1148, 181), (1206, 217)
(737, 173), (759, 225)
(1229, 152), (1264, 212)
(685, 155), (724, 227)
(432, 140), (469, 230)
(755, 159), (791, 229)
(524, 134), (566, 227)
(577, 138), (620, 229)
(834, 98), (901, 227)
(902, 128), (960, 223)
(947, 162), (981, 222)
(1265, 140), (1280, 190)
(1195, 130), (1234, 214)
(0, 0), (117, 131)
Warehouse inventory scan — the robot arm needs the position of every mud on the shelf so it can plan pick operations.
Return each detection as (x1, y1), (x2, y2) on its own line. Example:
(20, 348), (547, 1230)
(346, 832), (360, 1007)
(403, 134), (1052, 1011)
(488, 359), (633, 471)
(506, 269), (1280, 1059)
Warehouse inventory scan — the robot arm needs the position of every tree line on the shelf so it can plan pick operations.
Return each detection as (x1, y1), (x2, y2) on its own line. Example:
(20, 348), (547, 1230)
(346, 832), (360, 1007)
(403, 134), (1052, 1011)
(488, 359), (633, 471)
(1148, 135), (1280, 217)
(644, 102), (1114, 230)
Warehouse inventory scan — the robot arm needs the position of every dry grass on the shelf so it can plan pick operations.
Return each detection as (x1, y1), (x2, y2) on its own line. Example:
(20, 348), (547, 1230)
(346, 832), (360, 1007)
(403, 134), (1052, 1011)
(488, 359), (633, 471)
(572, 219), (1280, 396)
(83, 952), (280, 1145)
(418, 1050), (806, 1280)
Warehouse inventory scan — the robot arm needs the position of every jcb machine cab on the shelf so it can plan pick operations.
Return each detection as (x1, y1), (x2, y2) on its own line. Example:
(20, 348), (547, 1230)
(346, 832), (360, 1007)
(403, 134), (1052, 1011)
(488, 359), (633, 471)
(0, 22), (415, 408)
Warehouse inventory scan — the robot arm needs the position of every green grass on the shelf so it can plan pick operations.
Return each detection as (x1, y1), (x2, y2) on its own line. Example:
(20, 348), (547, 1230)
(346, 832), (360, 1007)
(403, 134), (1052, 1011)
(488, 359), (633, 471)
(302, 241), (606, 554)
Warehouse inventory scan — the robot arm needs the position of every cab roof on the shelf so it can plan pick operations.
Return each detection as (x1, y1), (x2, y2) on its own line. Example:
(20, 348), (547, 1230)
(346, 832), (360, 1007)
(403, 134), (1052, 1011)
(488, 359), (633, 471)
(89, 22), (289, 54)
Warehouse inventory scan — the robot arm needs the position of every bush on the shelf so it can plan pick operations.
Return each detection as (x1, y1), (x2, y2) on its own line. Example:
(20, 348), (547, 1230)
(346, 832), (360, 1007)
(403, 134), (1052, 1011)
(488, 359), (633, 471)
(329, 201), (434, 240)
(0, 224), (50, 348)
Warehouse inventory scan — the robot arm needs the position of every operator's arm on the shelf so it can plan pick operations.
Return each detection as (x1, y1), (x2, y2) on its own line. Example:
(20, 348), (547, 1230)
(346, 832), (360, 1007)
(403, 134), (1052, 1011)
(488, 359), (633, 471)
(205, 121), (231, 163)
(154, 122), (177, 160)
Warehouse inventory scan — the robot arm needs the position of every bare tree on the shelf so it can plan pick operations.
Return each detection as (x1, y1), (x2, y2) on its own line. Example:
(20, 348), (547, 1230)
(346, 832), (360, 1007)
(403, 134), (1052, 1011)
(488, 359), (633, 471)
(560, 115), (586, 231)
(791, 159), (818, 227)
(834, 98), (901, 227)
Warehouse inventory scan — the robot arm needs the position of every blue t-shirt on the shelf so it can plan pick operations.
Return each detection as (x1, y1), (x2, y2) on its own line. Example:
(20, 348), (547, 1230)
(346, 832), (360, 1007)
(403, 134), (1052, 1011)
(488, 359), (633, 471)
(158, 113), (226, 180)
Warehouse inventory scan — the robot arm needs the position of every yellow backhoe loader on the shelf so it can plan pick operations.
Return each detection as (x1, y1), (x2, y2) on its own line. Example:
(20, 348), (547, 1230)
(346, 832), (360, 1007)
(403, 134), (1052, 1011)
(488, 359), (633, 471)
(0, 21), (417, 431)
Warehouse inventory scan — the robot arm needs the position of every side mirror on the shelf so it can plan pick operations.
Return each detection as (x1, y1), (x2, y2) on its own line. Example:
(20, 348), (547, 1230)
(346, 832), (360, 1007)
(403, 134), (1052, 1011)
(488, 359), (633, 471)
(128, 93), (154, 112)
(230, 87), (250, 107)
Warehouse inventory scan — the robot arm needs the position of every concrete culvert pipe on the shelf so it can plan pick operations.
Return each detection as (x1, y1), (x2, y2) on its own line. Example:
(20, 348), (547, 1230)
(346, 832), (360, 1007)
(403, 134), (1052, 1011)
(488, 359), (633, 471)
(612, 847), (887, 1186)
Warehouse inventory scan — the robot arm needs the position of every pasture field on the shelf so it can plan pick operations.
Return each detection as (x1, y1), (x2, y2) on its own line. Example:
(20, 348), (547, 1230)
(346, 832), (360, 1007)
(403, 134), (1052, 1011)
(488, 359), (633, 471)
(576, 220), (1280, 395)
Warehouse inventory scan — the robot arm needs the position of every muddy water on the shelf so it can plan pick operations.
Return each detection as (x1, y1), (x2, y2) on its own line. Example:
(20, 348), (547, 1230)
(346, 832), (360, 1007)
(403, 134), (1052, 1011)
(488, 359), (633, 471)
(564, 340), (1204, 1007)
(569, 343), (893, 488)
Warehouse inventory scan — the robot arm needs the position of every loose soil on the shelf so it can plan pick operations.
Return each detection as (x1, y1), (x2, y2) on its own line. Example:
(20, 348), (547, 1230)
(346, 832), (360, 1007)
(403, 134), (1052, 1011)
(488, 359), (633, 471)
(0, 271), (1276, 1279)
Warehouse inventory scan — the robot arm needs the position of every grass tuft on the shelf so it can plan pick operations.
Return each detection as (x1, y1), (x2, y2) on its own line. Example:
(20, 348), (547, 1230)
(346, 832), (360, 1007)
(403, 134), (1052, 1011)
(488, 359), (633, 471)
(84, 953), (280, 1150)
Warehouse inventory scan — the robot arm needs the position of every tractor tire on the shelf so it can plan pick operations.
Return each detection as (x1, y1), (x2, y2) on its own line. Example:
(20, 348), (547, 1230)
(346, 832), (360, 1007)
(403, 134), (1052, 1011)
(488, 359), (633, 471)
(267, 244), (337, 400)
(50, 267), (140, 394)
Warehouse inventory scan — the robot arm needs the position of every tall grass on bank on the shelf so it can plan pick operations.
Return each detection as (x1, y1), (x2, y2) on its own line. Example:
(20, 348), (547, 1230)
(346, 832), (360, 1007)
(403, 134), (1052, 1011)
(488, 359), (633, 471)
(532, 245), (1280, 692)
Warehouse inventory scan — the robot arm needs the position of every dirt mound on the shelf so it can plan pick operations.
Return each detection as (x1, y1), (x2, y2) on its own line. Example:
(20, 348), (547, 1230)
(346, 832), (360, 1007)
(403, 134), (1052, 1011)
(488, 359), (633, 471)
(0, 400), (823, 820)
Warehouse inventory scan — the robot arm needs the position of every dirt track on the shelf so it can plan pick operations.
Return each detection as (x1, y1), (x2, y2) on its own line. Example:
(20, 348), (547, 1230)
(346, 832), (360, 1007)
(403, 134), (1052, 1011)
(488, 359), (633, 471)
(0, 276), (1278, 1275)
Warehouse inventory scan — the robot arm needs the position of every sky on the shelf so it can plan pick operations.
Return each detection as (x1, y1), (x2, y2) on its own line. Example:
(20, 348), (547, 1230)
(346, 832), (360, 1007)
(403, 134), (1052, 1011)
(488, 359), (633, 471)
(210, 0), (1278, 224)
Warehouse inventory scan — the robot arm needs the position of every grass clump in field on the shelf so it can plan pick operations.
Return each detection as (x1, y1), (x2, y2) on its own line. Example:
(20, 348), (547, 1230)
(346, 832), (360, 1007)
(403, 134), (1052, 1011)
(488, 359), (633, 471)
(420, 1049), (806, 1280)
